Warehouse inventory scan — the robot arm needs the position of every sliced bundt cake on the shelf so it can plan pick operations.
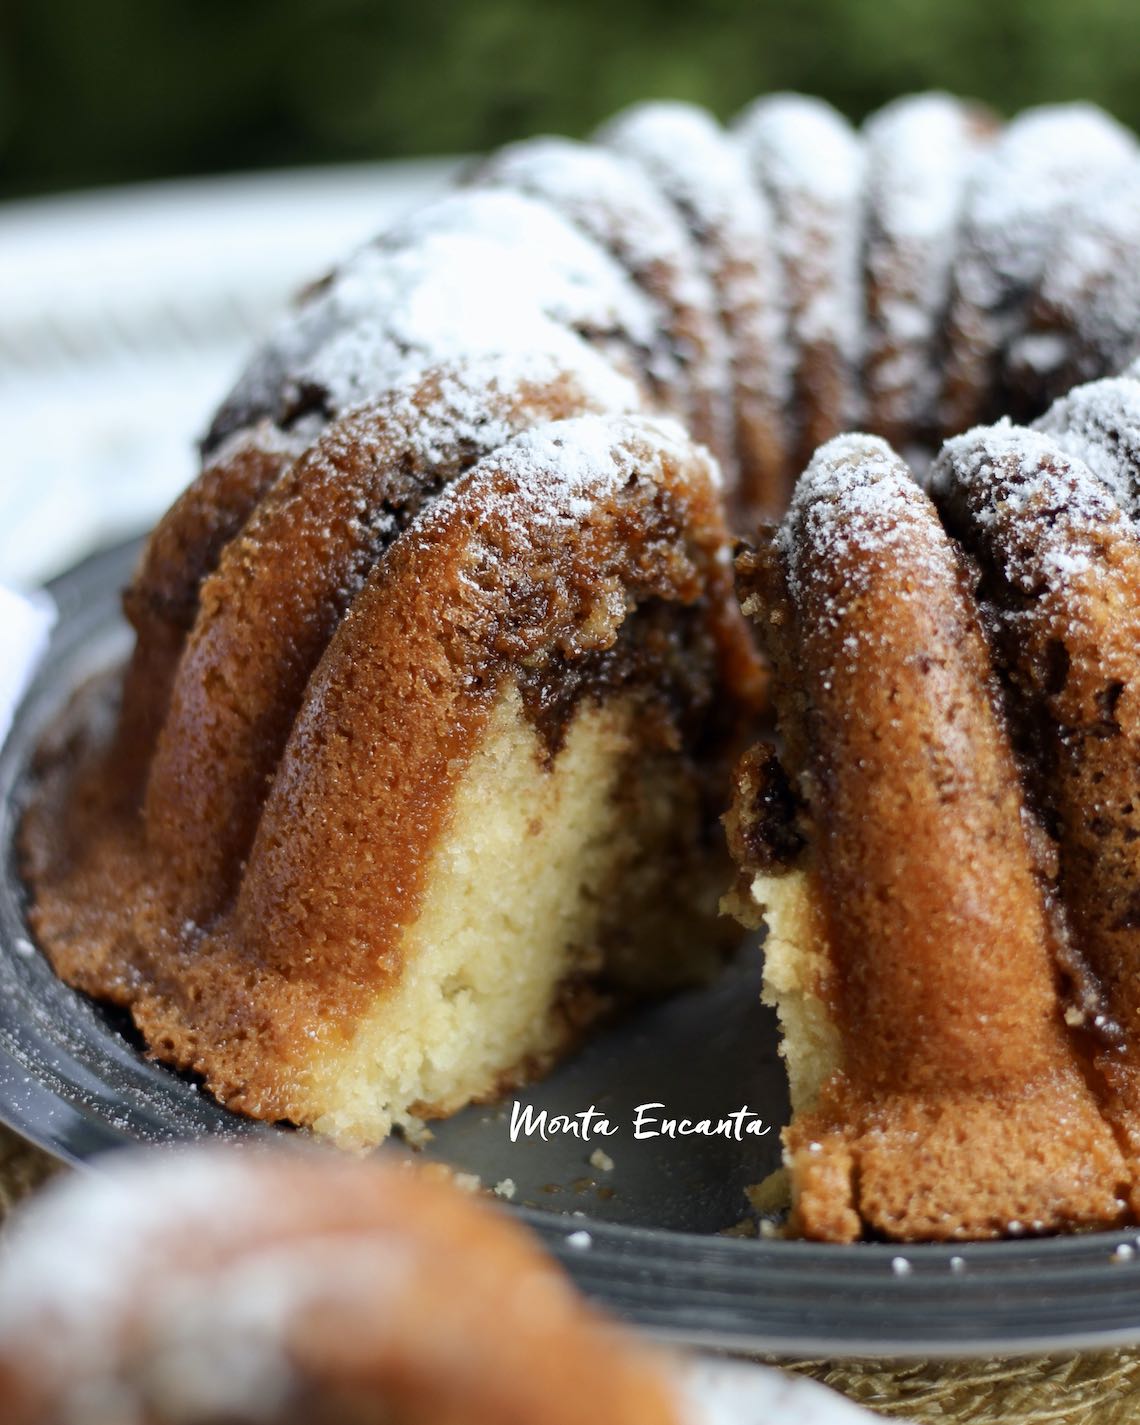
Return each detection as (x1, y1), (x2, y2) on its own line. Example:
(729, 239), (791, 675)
(23, 389), (760, 1147)
(20, 88), (1140, 1201)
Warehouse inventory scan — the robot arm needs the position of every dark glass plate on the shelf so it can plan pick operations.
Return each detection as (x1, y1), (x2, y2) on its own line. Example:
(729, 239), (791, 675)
(4, 537), (1140, 1356)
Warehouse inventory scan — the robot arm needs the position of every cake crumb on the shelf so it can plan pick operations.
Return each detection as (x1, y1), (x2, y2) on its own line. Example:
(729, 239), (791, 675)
(588, 1148), (614, 1173)
(417, 1163), (484, 1193)
(492, 1178), (517, 1201)
(566, 1230), (592, 1251)
(746, 1168), (791, 1214)
(720, 1217), (758, 1239)
(401, 1121), (435, 1148)
(414, 1161), (455, 1186)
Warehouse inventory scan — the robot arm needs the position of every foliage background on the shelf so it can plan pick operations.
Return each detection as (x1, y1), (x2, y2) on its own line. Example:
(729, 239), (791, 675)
(3, 0), (1140, 197)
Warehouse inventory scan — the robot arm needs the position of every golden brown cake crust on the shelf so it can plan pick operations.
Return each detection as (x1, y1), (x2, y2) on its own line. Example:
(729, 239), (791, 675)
(140, 359), (637, 920)
(736, 434), (1129, 1241)
(932, 422), (1140, 1198)
(22, 408), (758, 1129)
(0, 1150), (682, 1425)
(112, 423), (300, 789)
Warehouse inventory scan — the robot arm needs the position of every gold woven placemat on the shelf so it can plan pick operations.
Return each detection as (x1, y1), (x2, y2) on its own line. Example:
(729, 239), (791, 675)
(0, 1123), (58, 1215)
(1, 1122), (1137, 1424)
(780, 1353), (1140, 1422)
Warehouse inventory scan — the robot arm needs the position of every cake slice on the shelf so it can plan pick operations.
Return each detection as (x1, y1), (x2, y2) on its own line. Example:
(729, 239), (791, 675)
(23, 404), (761, 1148)
(725, 433), (1129, 1241)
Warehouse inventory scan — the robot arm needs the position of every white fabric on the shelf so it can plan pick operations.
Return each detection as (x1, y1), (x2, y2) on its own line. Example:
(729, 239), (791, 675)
(0, 159), (458, 587)
(0, 586), (55, 746)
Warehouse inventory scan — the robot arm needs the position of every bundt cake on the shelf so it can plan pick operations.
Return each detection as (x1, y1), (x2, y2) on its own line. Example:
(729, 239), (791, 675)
(19, 90), (1140, 1219)
(0, 1147), (686, 1424)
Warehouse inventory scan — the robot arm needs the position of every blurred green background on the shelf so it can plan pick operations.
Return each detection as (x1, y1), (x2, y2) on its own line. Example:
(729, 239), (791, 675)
(3, 0), (1140, 199)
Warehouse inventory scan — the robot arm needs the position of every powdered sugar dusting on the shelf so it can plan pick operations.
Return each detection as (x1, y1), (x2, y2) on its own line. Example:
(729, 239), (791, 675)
(600, 102), (773, 251)
(0, 1151), (422, 1419)
(407, 349), (638, 462)
(960, 105), (1135, 299)
(472, 136), (711, 306)
(734, 93), (865, 425)
(199, 91), (1140, 537)
(470, 135), (731, 457)
(787, 433), (912, 517)
(1010, 163), (1140, 401)
(124, 1239), (414, 1421)
(678, 1357), (874, 1425)
(930, 420), (1126, 600)
(862, 93), (994, 442)
(597, 101), (789, 390)
(779, 433), (941, 613)
(598, 100), (793, 493)
(493, 416), (647, 507)
(507, 409), (704, 513)
(300, 348), (640, 590)
(407, 409), (714, 591)
(205, 416), (309, 470)
(210, 188), (659, 449)
(736, 93), (865, 209)
(355, 349), (638, 475)
(1035, 374), (1140, 513)
(0, 1153), (258, 1323)
(942, 103), (1137, 426)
